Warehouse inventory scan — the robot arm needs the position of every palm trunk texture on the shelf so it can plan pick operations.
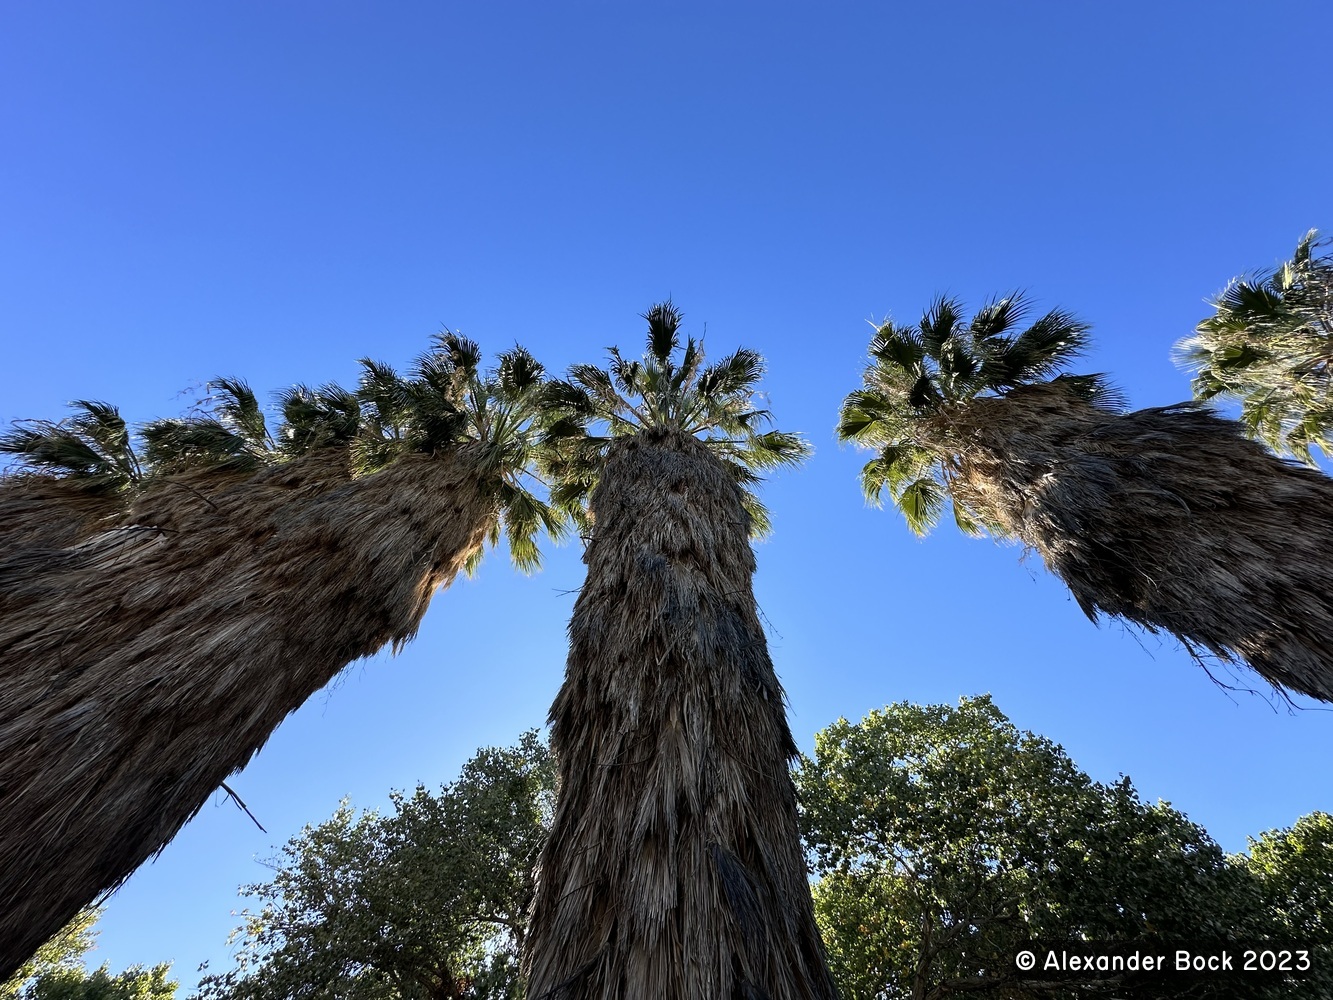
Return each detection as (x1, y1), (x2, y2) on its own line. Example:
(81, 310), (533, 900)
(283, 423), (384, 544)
(0, 478), (126, 553)
(526, 430), (836, 1000)
(940, 383), (1333, 702)
(0, 446), (495, 979)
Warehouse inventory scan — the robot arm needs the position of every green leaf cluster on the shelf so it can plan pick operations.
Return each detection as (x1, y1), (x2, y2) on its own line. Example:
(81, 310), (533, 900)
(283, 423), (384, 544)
(795, 697), (1317, 999)
(838, 295), (1116, 536)
(1180, 230), (1333, 462)
(541, 301), (809, 537)
(21, 966), (177, 1000)
(0, 402), (143, 491)
(193, 732), (554, 1000)
(2, 909), (176, 1000)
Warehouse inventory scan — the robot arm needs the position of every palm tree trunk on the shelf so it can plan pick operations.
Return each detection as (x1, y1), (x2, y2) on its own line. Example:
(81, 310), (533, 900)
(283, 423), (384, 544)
(0, 446), (496, 979)
(941, 382), (1333, 702)
(525, 430), (836, 1000)
(0, 478), (126, 553)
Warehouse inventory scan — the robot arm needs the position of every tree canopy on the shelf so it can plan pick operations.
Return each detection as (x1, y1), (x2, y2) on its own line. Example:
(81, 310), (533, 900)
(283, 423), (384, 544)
(193, 732), (553, 1000)
(837, 293), (1119, 536)
(540, 300), (809, 535)
(794, 696), (1326, 999)
(2, 909), (176, 1000)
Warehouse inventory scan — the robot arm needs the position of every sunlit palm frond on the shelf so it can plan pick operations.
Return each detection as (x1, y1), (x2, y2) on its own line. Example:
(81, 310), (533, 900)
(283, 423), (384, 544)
(1181, 230), (1333, 461)
(544, 303), (808, 538)
(842, 294), (1111, 537)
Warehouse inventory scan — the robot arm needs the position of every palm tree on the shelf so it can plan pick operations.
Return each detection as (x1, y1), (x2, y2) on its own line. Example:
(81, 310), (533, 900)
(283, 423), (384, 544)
(1179, 230), (1333, 460)
(525, 303), (835, 999)
(0, 334), (561, 980)
(839, 293), (1333, 704)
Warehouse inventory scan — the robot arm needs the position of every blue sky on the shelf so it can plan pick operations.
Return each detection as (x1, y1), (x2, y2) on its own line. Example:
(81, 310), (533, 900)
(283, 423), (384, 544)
(3, 0), (1332, 985)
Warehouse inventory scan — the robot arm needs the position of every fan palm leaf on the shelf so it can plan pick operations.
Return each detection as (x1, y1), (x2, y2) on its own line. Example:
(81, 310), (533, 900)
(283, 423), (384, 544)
(1179, 230), (1333, 460)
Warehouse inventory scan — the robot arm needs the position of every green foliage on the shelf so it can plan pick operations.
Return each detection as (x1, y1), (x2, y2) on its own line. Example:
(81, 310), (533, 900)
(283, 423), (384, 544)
(839, 294), (1118, 536)
(22, 966), (177, 1000)
(1241, 812), (1333, 995)
(1181, 230), (1333, 461)
(795, 697), (1283, 999)
(193, 732), (554, 1000)
(1, 911), (101, 1000)
(1, 401), (143, 489)
(2, 909), (175, 1000)
(143, 380), (276, 474)
(541, 301), (810, 536)
(275, 383), (362, 457)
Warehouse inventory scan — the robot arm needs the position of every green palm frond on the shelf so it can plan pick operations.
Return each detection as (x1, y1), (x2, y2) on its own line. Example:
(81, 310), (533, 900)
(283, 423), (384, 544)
(347, 335), (566, 569)
(495, 345), (545, 403)
(143, 379), (280, 473)
(209, 378), (272, 451)
(897, 478), (945, 536)
(277, 383), (361, 457)
(842, 294), (1112, 537)
(1180, 230), (1333, 461)
(358, 360), (413, 429)
(1, 400), (143, 489)
(142, 417), (260, 473)
(645, 300), (682, 363)
(543, 302), (809, 538)
(351, 354), (468, 472)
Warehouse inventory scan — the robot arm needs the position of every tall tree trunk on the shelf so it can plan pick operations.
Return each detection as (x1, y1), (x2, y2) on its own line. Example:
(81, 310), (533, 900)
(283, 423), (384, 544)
(526, 430), (836, 1000)
(0, 445), (496, 979)
(941, 383), (1333, 701)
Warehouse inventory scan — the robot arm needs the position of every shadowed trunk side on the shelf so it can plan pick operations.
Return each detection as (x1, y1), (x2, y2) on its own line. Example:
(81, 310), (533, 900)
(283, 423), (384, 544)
(0, 445), (496, 978)
(0, 477), (128, 552)
(942, 383), (1333, 701)
(526, 431), (836, 1000)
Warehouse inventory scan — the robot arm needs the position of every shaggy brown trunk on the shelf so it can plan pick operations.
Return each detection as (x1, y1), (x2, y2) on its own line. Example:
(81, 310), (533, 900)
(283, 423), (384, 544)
(0, 477), (126, 552)
(525, 430), (836, 1000)
(0, 445), (496, 978)
(940, 382), (1333, 702)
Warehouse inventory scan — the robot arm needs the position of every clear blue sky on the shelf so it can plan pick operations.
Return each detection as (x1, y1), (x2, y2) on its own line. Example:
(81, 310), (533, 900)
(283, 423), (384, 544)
(3, 0), (1331, 986)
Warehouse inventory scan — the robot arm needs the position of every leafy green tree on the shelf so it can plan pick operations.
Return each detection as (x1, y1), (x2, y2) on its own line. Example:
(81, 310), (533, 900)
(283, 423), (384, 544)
(1180, 230), (1333, 461)
(1242, 812), (1333, 995)
(23, 966), (177, 1000)
(795, 696), (1275, 999)
(526, 303), (834, 998)
(2, 908), (175, 1000)
(0, 336), (565, 981)
(1, 911), (100, 1000)
(839, 294), (1333, 703)
(194, 731), (553, 1000)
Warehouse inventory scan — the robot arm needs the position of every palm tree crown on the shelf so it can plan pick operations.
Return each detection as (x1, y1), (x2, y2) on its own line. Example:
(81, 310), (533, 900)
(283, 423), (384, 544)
(838, 293), (1119, 535)
(543, 301), (809, 535)
(2, 334), (563, 572)
(1179, 229), (1333, 461)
